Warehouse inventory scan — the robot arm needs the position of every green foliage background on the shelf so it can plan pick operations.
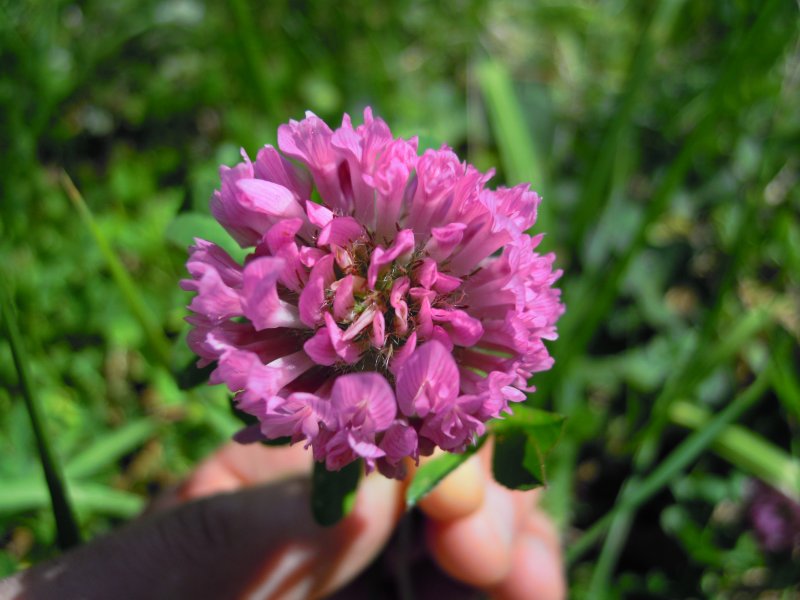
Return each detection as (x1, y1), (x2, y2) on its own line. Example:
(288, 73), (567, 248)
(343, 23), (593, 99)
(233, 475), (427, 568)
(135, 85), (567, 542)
(1, 0), (798, 597)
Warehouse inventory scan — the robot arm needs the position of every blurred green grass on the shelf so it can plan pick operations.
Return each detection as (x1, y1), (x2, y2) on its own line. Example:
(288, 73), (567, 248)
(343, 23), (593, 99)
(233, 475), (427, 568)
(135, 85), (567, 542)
(1, 0), (799, 597)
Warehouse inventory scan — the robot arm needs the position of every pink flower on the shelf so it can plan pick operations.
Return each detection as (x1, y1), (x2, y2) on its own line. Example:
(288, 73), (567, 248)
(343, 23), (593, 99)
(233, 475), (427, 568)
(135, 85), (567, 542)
(182, 108), (564, 478)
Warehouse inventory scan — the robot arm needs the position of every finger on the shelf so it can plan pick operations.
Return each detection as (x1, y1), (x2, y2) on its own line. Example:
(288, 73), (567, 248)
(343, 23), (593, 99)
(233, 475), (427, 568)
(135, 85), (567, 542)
(240, 470), (405, 599)
(416, 453), (485, 521)
(425, 480), (516, 587)
(151, 442), (312, 512)
(524, 505), (562, 556)
(12, 467), (403, 600)
(184, 442), (312, 495)
(487, 531), (566, 600)
(311, 472), (403, 597)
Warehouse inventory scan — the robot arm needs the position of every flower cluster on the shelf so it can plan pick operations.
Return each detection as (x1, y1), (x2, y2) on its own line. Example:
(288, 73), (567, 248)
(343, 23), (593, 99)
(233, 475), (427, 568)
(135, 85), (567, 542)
(748, 481), (800, 554)
(182, 109), (563, 478)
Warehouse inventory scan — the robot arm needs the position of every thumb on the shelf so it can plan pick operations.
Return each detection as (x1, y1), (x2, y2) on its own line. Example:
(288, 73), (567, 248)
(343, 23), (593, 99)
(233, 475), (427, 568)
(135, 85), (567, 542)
(4, 472), (402, 600)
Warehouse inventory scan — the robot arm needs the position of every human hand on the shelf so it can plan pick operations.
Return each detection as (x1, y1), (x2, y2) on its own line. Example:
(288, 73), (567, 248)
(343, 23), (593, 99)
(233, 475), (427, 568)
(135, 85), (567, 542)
(0, 442), (564, 599)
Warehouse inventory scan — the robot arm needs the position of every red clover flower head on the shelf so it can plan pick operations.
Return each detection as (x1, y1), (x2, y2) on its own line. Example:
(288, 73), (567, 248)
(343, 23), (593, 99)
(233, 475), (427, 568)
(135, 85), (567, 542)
(182, 108), (564, 478)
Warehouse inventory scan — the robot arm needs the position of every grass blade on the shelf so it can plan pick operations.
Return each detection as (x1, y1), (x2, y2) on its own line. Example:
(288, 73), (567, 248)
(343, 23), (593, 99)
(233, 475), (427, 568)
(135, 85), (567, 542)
(475, 59), (551, 242)
(65, 418), (160, 480)
(569, 0), (686, 248)
(0, 284), (81, 549)
(567, 358), (773, 565)
(669, 401), (800, 501)
(60, 171), (173, 368)
(0, 479), (143, 519)
(227, 0), (280, 118)
(586, 305), (773, 591)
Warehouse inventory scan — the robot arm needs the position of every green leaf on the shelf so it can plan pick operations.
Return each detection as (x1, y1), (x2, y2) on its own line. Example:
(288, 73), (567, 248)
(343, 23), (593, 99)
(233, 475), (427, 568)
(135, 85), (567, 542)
(175, 359), (215, 390)
(491, 406), (566, 490)
(0, 479), (143, 518)
(311, 460), (361, 526)
(260, 436), (293, 447)
(405, 436), (487, 508)
(70, 483), (145, 518)
(493, 431), (540, 490)
(490, 405), (566, 437)
(65, 419), (159, 479)
(166, 212), (247, 262)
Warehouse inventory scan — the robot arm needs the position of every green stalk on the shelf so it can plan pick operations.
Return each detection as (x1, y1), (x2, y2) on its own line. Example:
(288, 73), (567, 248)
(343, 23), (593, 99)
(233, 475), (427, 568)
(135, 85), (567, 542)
(227, 0), (280, 116)
(475, 59), (550, 245)
(60, 172), (173, 369)
(567, 358), (773, 565)
(569, 0), (686, 249)
(1, 285), (81, 550)
(669, 401), (800, 501)
(551, 0), (785, 383)
(584, 306), (767, 594)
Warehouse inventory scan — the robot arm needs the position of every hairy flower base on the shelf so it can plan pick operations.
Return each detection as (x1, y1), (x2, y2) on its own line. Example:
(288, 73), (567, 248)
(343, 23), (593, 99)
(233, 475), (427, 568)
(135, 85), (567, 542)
(183, 108), (563, 478)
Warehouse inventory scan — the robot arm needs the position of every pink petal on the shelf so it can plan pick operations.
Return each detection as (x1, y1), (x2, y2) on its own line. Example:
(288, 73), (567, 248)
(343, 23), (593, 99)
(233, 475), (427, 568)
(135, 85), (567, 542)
(235, 179), (306, 221)
(415, 295), (434, 339)
(298, 246), (326, 268)
(317, 216), (365, 247)
(209, 340), (313, 413)
(417, 258), (438, 289)
(371, 311), (386, 348)
(185, 265), (242, 321)
(430, 308), (484, 346)
(302, 328), (338, 366)
(367, 137), (419, 239)
(324, 312), (362, 364)
(331, 372), (397, 432)
(342, 304), (377, 341)
(297, 254), (334, 327)
(185, 239), (242, 288)
(347, 433), (386, 460)
(389, 331), (417, 375)
(277, 112), (349, 213)
(253, 145), (313, 200)
(433, 272), (462, 294)
(430, 325), (455, 351)
(424, 222), (466, 262)
(332, 274), (356, 320)
(305, 200), (333, 228)
(380, 421), (419, 465)
(367, 229), (415, 290)
(395, 341), (460, 418)
(265, 218), (303, 255)
(389, 276), (410, 335)
(277, 111), (336, 168)
(241, 257), (303, 329)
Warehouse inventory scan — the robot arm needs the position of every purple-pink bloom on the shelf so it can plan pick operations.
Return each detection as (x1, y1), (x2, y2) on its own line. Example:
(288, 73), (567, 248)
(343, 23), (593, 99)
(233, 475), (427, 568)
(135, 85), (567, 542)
(183, 108), (564, 478)
(747, 480), (800, 554)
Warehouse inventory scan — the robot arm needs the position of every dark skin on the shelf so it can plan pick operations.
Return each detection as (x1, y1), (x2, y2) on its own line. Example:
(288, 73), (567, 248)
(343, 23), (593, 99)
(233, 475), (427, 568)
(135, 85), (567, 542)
(0, 441), (564, 600)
